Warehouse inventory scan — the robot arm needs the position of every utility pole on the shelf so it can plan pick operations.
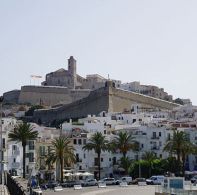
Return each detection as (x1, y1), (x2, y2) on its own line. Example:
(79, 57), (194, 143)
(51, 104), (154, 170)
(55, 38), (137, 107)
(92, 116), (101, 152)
(0, 96), (4, 185)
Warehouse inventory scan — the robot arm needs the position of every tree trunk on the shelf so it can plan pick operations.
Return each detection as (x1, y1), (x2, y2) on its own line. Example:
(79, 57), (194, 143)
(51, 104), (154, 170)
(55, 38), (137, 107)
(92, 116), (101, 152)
(22, 144), (26, 179)
(149, 165), (151, 178)
(123, 152), (126, 159)
(182, 154), (186, 177)
(177, 150), (181, 176)
(98, 152), (101, 180)
(60, 157), (64, 183)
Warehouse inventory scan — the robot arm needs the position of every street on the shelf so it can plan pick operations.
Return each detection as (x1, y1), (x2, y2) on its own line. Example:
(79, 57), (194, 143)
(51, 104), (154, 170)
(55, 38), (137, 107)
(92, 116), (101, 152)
(42, 185), (156, 195)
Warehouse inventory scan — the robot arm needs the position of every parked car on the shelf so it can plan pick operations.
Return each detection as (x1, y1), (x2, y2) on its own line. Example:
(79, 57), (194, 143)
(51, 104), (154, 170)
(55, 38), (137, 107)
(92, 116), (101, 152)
(46, 181), (59, 189)
(99, 178), (117, 185)
(131, 178), (146, 185)
(31, 187), (42, 195)
(54, 185), (63, 192)
(81, 179), (98, 186)
(62, 180), (81, 187)
(146, 175), (165, 185)
(116, 176), (132, 185)
(191, 175), (197, 183)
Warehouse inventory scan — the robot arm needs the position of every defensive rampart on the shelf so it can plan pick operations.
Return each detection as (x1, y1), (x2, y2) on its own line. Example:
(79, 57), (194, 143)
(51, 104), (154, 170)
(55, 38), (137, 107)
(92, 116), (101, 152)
(33, 81), (180, 125)
(18, 85), (91, 106)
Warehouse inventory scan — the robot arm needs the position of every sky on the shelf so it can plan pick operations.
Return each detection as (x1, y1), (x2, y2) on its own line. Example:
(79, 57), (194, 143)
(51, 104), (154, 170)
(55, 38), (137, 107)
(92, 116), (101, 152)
(0, 0), (197, 104)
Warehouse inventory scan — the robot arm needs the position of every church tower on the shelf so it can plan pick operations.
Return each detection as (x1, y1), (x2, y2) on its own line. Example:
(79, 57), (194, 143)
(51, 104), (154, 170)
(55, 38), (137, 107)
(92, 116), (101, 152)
(68, 56), (77, 89)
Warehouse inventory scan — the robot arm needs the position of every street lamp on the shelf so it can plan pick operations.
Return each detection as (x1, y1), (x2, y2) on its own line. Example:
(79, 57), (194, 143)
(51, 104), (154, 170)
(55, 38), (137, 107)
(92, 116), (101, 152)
(0, 96), (4, 184)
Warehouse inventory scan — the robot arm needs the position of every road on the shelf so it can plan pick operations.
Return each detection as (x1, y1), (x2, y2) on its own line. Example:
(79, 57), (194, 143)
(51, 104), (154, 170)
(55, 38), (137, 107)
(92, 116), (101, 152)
(42, 185), (156, 195)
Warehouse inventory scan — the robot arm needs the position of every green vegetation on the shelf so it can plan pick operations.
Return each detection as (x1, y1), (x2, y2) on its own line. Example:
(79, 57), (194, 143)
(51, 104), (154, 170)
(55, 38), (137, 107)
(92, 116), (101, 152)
(164, 130), (196, 176)
(83, 132), (109, 180)
(142, 151), (157, 177)
(46, 137), (75, 183)
(111, 131), (137, 158)
(8, 122), (38, 178)
(174, 98), (184, 105)
(25, 105), (44, 116)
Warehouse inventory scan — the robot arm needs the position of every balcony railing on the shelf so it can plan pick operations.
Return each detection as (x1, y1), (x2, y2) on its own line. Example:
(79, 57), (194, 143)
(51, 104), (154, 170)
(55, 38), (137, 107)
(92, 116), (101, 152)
(12, 150), (20, 156)
(151, 136), (160, 140)
(151, 146), (160, 150)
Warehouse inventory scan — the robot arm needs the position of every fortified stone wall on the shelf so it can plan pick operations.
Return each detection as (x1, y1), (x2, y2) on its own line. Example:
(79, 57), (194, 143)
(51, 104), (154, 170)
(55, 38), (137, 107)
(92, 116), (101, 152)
(33, 82), (180, 125)
(109, 87), (177, 112)
(34, 87), (109, 125)
(19, 85), (91, 106)
(3, 90), (20, 104)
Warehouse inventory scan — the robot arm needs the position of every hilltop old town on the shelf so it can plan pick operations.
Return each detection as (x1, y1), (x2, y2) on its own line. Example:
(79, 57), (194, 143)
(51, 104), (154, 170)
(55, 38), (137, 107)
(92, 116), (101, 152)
(1, 56), (197, 194)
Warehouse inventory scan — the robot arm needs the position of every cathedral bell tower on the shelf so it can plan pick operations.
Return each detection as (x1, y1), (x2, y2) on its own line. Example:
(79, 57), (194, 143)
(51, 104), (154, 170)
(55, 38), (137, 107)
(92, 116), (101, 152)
(68, 56), (77, 89)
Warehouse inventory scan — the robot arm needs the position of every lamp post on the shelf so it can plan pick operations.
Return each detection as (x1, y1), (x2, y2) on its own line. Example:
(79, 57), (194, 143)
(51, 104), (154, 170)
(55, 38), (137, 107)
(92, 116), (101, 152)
(0, 96), (4, 184)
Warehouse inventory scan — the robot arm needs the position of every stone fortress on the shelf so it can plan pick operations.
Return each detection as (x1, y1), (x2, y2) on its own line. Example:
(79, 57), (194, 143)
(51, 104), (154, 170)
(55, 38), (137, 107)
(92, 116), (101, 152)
(3, 56), (180, 125)
(16, 56), (115, 106)
(4, 56), (173, 107)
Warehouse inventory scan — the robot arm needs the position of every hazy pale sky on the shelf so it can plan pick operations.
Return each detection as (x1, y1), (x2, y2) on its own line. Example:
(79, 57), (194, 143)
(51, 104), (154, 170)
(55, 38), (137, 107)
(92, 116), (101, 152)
(1, 0), (197, 104)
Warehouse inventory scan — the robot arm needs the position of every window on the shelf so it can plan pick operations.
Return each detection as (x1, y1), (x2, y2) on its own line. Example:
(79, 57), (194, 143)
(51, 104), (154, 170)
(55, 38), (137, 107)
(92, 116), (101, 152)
(76, 153), (79, 162)
(160, 154), (162, 158)
(153, 132), (156, 138)
(113, 157), (116, 165)
(109, 158), (111, 162)
(2, 138), (5, 149)
(141, 144), (144, 148)
(29, 141), (34, 150)
(101, 158), (103, 162)
(133, 119), (136, 123)
(29, 153), (34, 162)
(39, 146), (45, 156)
(73, 139), (77, 144)
(26, 166), (29, 174)
(78, 139), (82, 145)
(84, 153), (86, 159)
(83, 139), (86, 145)
(159, 132), (161, 137)
(12, 145), (17, 151)
(13, 158), (16, 163)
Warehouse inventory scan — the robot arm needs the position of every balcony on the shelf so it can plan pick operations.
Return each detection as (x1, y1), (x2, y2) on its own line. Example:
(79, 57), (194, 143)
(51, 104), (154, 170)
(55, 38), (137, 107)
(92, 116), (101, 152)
(12, 162), (20, 169)
(151, 136), (160, 140)
(151, 146), (160, 150)
(12, 150), (20, 156)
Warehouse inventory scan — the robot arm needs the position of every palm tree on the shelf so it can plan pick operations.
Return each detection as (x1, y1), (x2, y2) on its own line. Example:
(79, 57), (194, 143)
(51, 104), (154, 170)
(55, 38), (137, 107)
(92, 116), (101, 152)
(142, 151), (157, 177)
(120, 156), (132, 175)
(163, 130), (195, 176)
(46, 137), (75, 183)
(83, 132), (109, 180)
(111, 131), (137, 158)
(8, 122), (38, 178)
